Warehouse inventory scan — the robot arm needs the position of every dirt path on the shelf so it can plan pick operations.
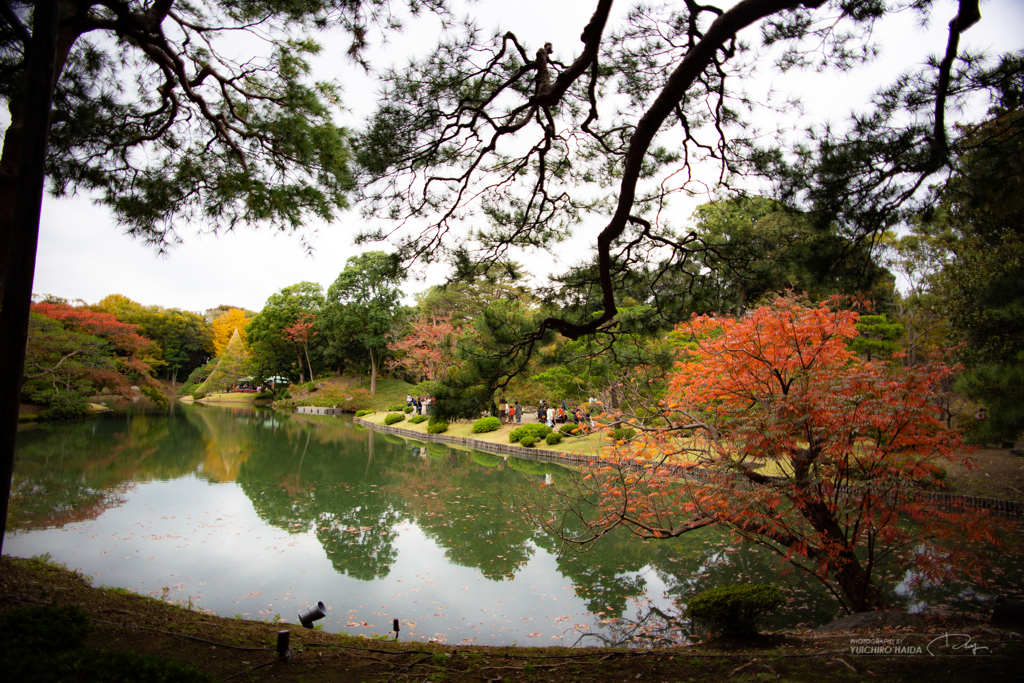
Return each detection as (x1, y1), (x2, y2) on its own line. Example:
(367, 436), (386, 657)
(945, 447), (1024, 502)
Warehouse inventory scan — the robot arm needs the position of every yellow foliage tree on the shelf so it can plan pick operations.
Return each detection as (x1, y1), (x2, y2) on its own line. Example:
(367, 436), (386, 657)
(211, 308), (251, 356)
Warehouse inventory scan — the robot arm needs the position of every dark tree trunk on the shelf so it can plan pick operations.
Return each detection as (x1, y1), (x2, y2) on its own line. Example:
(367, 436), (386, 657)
(0, 0), (61, 557)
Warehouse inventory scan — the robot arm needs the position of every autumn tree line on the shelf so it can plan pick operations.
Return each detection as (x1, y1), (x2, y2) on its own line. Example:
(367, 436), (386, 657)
(24, 136), (1024, 449)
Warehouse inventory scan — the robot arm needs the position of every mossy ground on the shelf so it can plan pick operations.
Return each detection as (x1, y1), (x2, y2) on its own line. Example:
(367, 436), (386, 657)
(1, 556), (1020, 683)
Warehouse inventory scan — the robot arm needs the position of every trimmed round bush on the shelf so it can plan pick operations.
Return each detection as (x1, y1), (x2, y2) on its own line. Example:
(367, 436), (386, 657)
(519, 435), (537, 447)
(545, 432), (562, 445)
(355, 409), (373, 417)
(509, 423), (551, 443)
(384, 413), (405, 426)
(686, 584), (784, 638)
(191, 390), (206, 400)
(473, 416), (502, 433)
(404, 406), (414, 413)
(409, 414), (428, 424)
(427, 421), (449, 434)
(559, 424), (578, 436)
(389, 404), (407, 411)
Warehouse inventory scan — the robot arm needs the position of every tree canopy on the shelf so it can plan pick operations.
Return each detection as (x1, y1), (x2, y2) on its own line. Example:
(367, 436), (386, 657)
(354, 0), (1018, 359)
(322, 251), (405, 394)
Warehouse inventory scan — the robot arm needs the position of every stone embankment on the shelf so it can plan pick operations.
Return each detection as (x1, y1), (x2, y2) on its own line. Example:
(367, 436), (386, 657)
(354, 417), (1024, 518)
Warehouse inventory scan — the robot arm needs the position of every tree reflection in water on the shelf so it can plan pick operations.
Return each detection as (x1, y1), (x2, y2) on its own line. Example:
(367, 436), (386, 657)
(11, 405), (1019, 642)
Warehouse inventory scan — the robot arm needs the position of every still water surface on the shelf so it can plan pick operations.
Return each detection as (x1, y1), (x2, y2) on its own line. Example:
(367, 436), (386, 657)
(7, 404), (1019, 645)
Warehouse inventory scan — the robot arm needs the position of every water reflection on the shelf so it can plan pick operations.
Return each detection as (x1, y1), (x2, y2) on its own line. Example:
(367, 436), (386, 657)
(8, 404), (1021, 644)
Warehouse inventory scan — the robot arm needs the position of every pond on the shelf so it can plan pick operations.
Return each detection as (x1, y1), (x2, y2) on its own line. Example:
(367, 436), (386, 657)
(7, 404), (1020, 645)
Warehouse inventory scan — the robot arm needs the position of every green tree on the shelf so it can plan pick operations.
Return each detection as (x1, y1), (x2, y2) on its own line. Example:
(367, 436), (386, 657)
(417, 262), (534, 327)
(93, 296), (214, 384)
(690, 197), (894, 310)
(850, 314), (905, 361)
(355, 0), (1002, 359)
(880, 229), (950, 367)
(928, 77), (1024, 442)
(0, 0), (448, 555)
(246, 282), (326, 384)
(321, 252), (404, 395)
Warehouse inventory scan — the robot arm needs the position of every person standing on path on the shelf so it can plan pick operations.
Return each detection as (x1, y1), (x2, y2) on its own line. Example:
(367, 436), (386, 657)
(515, 401), (522, 423)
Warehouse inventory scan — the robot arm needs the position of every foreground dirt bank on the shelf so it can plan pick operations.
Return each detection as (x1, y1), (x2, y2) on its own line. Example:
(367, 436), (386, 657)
(1, 556), (1020, 682)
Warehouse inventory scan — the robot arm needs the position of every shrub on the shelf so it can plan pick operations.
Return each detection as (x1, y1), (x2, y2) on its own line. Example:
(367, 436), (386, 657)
(473, 416), (502, 433)
(404, 406), (414, 413)
(545, 432), (562, 445)
(355, 409), (373, 417)
(519, 435), (537, 447)
(39, 396), (92, 421)
(0, 604), (215, 682)
(610, 427), (636, 441)
(192, 390), (206, 400)
(304, 381), (318, 392)
(510, 423), (551, 443)
(0, 604), (92, 653)
(685, 584), (784, 638)
(389, 404), (407, 411)
(255, 391), (274, 400)
(384, 413), (405, 426)
(427, 421), (449, 434)
(409, 415), (428, 424)
(559, 424), (578, 436)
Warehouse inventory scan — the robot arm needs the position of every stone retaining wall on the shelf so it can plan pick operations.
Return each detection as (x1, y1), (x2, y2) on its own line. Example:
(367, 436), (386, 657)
(297, 406), (345, 416)
(353, 417), (1023, 518)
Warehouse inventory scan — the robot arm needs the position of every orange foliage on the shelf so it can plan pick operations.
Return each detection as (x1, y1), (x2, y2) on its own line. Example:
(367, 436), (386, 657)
(387, 313), (463, 382)
(579, 295), (999, 613)
(211, 308), (251, 356)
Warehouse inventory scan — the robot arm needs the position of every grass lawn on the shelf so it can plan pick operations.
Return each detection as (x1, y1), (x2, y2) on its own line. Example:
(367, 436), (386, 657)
(194, 392), (259, 404)
(277, 377), (418, 412)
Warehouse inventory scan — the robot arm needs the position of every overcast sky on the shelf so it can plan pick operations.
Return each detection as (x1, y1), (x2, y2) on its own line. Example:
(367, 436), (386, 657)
(13, 0), (1024, 313)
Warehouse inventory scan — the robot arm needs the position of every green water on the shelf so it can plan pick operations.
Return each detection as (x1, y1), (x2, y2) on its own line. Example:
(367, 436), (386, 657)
(6, 403), (1019, 645)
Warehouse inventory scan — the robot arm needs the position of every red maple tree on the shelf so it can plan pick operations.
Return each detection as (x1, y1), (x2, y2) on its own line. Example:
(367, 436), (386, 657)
(28, 302), (161, 400)
(387, 313), (463, 382)
(547, 296), (1000, 613)
(33, 302), (153, 356)
(284, 313), (318, 383)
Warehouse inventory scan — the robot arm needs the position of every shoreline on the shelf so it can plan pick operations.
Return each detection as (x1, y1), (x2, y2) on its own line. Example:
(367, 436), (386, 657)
(2, 555), (1019, 683)
(354, 416), (1024, 517)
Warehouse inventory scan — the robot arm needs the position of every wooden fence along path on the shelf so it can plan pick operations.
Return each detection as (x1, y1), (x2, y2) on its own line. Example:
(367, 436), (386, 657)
(353, 416), (1023, 518)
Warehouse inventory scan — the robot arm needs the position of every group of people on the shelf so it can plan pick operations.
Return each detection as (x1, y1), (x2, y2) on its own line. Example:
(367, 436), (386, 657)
(537, 399), (589, 428)
(497, 398), (524, 423)
(406, 394), (433, 416)
(491, 398), (591, 428)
